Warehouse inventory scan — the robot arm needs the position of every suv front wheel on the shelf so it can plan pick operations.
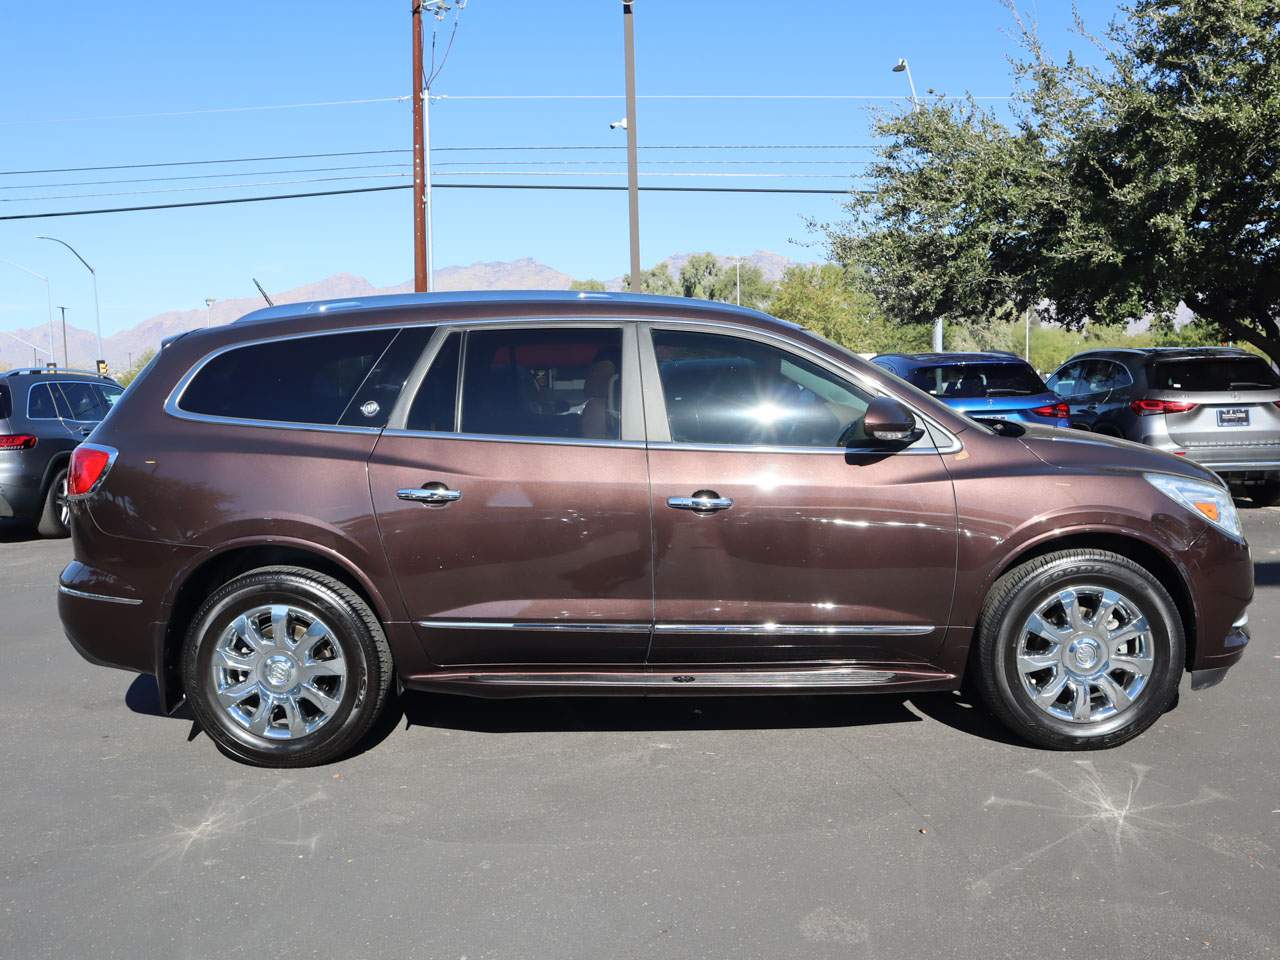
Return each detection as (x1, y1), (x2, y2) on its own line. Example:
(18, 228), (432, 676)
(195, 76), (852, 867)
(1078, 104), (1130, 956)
(182, 566), (393, 767)
(974, 549), (1183, 750)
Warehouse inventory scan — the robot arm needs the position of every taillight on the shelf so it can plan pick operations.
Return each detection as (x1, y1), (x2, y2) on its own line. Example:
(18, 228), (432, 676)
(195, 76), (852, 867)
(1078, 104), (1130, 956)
(67, 443), (117, 497)
(1130, 398), (1199, 416)
(1031, 402), (1069, 419)
(0, 434), (38, 450)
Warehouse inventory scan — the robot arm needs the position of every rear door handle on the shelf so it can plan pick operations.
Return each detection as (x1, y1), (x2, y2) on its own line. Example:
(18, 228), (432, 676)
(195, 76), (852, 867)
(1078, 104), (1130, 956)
(668, 490), (733, 513)
(397, 484), (462, 504)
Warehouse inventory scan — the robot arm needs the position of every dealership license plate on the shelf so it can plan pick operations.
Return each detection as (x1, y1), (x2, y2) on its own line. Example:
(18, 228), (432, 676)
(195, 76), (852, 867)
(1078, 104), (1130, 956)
(1217, 408), (1250, 427)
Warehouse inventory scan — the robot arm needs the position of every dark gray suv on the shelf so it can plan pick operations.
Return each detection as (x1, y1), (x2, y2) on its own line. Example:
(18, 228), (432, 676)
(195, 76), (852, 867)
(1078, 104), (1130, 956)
(0, 368), (123, 536)
(1047, 347), (1280, 503)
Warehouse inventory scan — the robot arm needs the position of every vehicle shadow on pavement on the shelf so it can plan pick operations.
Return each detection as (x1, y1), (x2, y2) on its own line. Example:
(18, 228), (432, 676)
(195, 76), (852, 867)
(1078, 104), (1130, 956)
(0, 522), (41, 543)
(1252, 560), (1280, 586)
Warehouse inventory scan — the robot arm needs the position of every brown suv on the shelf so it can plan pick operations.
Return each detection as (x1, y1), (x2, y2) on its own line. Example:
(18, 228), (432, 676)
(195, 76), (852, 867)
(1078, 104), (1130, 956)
(59, 292), (1252, 766)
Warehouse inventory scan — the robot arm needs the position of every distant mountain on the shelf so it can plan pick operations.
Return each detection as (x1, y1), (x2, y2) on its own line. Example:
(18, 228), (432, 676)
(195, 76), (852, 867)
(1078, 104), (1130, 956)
(0, 251), (802, 373)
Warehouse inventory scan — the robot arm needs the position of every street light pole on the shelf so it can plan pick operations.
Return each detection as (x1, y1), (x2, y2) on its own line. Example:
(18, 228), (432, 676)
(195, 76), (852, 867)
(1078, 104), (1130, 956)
(892, 57), (920, 112)
(0, 258), (57, 366)
(57, 306), (69, 368)
(37, 236), (103, 364)
(622, 1), (642, 291)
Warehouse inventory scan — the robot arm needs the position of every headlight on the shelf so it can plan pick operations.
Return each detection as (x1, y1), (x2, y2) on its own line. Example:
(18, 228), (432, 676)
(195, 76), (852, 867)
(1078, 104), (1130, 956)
(1145, 473), (1244, 542)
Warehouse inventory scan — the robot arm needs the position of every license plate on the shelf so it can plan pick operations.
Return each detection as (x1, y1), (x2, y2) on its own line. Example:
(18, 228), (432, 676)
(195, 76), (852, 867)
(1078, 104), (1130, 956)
(1217, 408), (1250, 427)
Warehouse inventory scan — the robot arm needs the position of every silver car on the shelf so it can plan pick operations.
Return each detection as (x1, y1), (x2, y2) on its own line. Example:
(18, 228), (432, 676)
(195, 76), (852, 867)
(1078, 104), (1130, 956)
(1047, 347), (1280, 504)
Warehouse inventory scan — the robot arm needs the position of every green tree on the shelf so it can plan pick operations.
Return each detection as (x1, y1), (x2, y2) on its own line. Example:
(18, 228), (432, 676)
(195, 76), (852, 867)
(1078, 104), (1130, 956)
(825, 1), (1280, 367)
(116, 348), (155, 387)
(677, 253), (722, 300)
(623, 263), (679, 296)
(768, 263), (929, 355)
(569, 278), (606, 292)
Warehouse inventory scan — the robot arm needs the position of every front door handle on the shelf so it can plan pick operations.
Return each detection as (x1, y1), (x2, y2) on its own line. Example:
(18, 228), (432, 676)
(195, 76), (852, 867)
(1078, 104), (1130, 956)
(668, 490), (733, 513)
(397, 484), (462, 504)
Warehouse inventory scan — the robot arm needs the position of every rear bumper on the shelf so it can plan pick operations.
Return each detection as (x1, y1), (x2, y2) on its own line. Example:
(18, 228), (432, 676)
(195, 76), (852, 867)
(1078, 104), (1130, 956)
(0, 474), (42, 520)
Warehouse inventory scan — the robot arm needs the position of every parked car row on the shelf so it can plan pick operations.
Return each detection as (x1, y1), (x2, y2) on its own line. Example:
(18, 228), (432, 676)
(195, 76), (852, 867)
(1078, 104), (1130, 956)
(57, 292), (1251, 766)
(873, 346), (1280, 503)
(0, 368), (122, 537)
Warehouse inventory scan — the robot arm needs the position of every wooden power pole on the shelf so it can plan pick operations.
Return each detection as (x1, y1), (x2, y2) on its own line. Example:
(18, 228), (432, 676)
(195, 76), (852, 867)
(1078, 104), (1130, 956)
(411, 0), (429, 292)
(622, 2), (641, 291)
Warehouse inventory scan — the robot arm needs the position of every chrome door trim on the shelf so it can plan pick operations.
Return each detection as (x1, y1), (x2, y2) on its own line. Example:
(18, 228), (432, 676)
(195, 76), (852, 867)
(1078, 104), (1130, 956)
(382, 428), (648, 450)
(653, 623), (933, 636)
(423, 667), (904, 688)
(397, 487), (462, 503)
(58, 584), (143, 606)
(667, 495), (734, 511)
(418, 619), (652, 633)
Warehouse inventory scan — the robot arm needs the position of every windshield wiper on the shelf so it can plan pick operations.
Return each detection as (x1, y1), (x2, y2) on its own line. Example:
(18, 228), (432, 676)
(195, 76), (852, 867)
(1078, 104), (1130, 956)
(984, 388), (1034, 396)
(1229, 381), (1276, 389)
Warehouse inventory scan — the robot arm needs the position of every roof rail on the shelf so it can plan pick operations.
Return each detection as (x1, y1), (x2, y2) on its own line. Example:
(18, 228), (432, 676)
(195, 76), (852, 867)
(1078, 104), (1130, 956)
(1, 366), (115, 378)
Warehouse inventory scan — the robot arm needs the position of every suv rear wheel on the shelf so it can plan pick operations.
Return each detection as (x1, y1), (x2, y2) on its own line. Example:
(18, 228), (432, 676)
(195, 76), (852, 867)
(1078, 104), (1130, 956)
(973, 549), (1183, 749)
(36, 467), (70, 538)
(182, 566), (393, 767)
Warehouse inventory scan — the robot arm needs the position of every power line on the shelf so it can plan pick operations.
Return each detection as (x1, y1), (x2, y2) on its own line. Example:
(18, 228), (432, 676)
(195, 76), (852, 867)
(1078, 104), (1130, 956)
(0, 163), (413, 191)
(0, 181), (861, 222)
(0, 96), (409, 126)
(1, 173), (412, 204)
(0, 144), (884, 179)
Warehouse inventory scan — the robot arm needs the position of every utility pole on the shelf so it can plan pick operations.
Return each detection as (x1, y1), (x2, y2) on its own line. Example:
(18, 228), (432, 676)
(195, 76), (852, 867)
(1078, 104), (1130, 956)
(622, 1), (641, 291)
(57, 306), (69, 368)
(411, 1), (428, 292)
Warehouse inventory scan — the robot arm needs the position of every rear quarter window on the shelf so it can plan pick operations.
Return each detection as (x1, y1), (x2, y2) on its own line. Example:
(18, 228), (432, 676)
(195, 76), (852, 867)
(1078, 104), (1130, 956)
(177, 329), (398, 425)
(0, 384), (9, 420)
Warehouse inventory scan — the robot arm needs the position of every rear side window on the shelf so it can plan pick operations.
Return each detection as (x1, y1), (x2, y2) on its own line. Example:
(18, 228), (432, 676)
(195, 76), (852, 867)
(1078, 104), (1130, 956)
(336, 326), (434, 427)
(907, 362), (1045, 398)
(179, 329), (397, 425)
(457, 327), (623, 441)
(27, 383), (57, 419)
(1150, 356), (1280, 392)
(405, 332), (461, 432)
(0, 384), (9, 420)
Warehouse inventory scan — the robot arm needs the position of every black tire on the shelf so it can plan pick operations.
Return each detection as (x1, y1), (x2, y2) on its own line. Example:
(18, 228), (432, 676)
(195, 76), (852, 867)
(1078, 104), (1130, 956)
(182, 565), (393, 767)
(973, 549), (1183, 750)
(1252, 481), (1280, 507)
(36, 467), (70, 538)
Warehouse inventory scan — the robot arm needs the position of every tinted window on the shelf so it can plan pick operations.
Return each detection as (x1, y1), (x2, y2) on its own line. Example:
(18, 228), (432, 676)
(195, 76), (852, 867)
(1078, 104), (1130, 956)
(337, 326), (433, 427)
(458, 327), (623, 441)
(27, 383), (57, 419)
(405, 332), (460, 432)
(53, 381), (121, 421)
(1049, 360), (1094, 398)
(907, 362), (1045, 398)
(180, 329), (396, 425)
(1151, 356), (1280, 392)
(652, 329), (871, 447)
(0, 384), (9, 420)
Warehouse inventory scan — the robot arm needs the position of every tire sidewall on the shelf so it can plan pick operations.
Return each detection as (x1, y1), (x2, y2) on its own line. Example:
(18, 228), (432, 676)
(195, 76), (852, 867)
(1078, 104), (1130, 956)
(988, 557), (1183, 746)
(183, 574), (376, 765)
(37, 467), (69, 538)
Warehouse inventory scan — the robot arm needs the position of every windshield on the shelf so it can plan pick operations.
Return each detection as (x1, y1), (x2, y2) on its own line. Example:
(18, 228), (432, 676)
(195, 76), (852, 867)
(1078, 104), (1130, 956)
(1150, 356), (1280, 392)
(907, 362), (1046, 399)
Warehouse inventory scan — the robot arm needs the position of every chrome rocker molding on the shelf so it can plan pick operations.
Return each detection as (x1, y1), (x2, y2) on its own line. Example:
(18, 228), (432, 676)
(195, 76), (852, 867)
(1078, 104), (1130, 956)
(58, 585), (143, 606)
(418, 620), (934, 637)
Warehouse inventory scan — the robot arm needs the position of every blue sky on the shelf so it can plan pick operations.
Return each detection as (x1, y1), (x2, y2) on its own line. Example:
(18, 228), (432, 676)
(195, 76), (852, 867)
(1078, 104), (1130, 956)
(0, 0), (1120, 337)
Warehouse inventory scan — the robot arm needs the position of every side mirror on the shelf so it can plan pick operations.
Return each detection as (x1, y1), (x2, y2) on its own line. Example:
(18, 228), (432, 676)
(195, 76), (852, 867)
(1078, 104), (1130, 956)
(862, 396), (918, 443)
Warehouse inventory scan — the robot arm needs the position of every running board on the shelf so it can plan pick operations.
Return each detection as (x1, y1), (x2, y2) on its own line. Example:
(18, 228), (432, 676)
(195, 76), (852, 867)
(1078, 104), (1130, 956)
(406, 665), (956, 698)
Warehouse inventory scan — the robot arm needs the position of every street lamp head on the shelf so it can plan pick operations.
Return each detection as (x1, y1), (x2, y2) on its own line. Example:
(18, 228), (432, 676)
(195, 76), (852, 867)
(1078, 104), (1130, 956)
(609, 117), (629, 130)
(893, 58), (908, 73)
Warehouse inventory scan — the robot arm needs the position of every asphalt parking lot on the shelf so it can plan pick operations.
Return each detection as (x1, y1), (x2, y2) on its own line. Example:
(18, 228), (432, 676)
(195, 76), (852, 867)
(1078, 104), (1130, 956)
(2, 515), (1277, 960)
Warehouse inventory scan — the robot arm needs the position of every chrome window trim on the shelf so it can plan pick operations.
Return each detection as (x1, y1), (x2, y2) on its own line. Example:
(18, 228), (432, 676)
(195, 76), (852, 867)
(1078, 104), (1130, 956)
(58, 584), (142, 606)
(645, 440), (947, 457)
(161, 312), (960, 453)
(653, 623), (933, 636)
(25, 379), (122, 422)
(419, 619), (651, 633)
(384, 428), (648, 450)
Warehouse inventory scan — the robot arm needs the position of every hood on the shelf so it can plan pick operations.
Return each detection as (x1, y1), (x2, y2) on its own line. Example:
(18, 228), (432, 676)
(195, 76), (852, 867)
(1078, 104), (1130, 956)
(943, 391), (1059, 414)
(1016, 423), (1221, 485)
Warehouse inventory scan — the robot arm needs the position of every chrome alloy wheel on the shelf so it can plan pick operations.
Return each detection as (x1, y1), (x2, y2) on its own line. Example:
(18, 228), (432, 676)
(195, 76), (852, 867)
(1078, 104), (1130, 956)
(210, 604), (347, 740)
(56, 476), (70, 528)
(1015, 585), (1155, 725)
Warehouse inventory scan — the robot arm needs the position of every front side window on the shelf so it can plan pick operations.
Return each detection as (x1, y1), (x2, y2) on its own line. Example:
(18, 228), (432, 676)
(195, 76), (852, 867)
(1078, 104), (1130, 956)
(179, 329), (396, 425)
(652, 329), (871, 447)
(1048, 361), (1086, 397)
(453, 327), (624, 441)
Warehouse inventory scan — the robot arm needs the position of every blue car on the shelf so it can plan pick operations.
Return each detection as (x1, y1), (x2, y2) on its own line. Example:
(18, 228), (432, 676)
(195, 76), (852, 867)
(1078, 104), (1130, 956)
(872, 352), (1071, 428)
